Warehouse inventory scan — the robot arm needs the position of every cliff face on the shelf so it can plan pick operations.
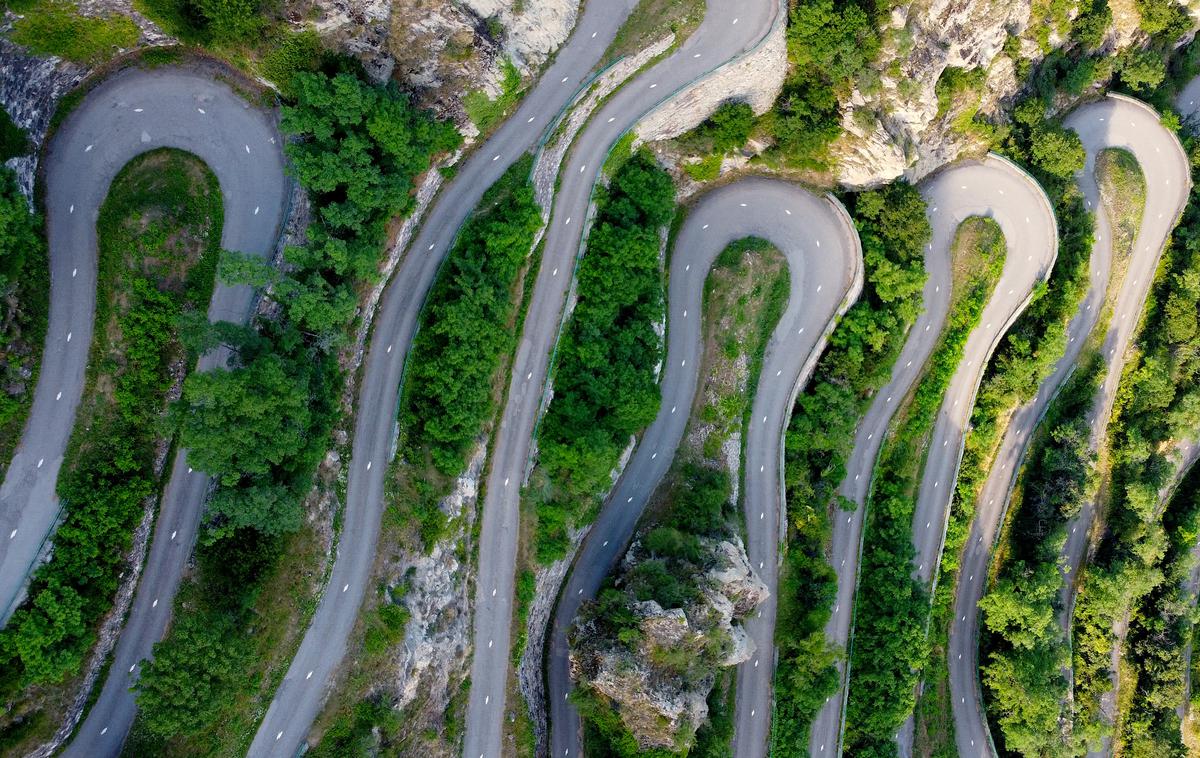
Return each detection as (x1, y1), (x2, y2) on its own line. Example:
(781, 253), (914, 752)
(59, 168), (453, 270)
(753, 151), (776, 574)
(570, 536), (768, 751)
(315, 0), (577, 116)
(834, 0), (1031, 187)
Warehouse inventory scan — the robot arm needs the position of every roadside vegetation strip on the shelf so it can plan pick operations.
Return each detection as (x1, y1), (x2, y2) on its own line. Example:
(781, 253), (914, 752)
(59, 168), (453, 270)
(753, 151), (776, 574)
(0, 160), (47, 479)
(123, 70), (459, 756)
(770, 182), (929, 755)
(1071, 132), (1200, 751)
(843, 202), (1007, 754)
(0, 149), (221, 754)
(574, 236), (787, 756)
(1118, 453), (1200, 755)
(302, 158), (546, 755)
(526, 150), (673, 565)
(977, 351), (1104, 757)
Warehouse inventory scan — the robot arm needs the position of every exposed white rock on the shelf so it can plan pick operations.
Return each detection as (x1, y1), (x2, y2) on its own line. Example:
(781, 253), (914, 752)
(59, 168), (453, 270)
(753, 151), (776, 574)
(392, 445), (485, 710)
(570, 535), (767, 751)
(834, 0), (1031, 187)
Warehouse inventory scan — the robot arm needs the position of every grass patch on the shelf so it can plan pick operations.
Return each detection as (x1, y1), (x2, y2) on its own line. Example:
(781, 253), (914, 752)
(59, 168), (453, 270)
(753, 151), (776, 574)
(463, 58), (523, 134)
(0, 148), (221, 754)
(1095, 148), (1147, 263)
(6, 1), (139, 64)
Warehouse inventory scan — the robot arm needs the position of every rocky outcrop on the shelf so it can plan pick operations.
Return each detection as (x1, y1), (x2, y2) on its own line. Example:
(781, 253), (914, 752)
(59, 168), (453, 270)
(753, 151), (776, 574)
(378, 0), (577, 117)
(834, 0), (1027, 187)
(570, 536), (767, 751)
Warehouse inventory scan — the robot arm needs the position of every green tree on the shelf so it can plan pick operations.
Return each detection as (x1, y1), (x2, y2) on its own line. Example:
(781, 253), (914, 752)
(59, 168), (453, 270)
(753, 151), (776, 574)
(177, 354), (312, 485)
(134, 611), (250, 738)
(203, 482), (301, 541)
(1117, 48), (1167, 93)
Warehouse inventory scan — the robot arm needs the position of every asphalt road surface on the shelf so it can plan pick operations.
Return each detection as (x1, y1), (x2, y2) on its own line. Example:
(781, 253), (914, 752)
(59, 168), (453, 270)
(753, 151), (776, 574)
(243, 1), (655, 753)
(0, 67), (289, 756)
(946, 93), (1191, 757)
(896, 156), (1060, 756)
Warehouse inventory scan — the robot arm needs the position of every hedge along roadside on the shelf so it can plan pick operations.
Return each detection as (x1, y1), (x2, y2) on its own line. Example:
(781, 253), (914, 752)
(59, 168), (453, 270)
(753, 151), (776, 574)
(771, 181), (930, 756)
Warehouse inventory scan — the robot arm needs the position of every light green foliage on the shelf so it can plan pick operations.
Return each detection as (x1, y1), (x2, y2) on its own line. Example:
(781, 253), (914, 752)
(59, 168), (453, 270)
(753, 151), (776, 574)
(463, 59), (523, 134)
(772, 183), (928, 755)
(533, 151), (673, 563)
(683, 154), (722, 182)
(1135, 0), (1191, 40)
(7, 1), (138, 63)
(399, 157), (542, 478)
(1117, 48), (1167, 93)
(133, 0), (260, 43)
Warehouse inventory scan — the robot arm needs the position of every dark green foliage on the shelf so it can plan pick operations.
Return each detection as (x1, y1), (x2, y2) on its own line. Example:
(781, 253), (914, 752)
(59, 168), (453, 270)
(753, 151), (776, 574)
(178, 353), (314, 486)
(1072, 0), (1112, 50)
(681, 101), (755, 155)
(136, 71), (457, 746)
(134, 611), (252, 738)
(218, 71), (460, 339)
(0, 107), (28, 162)
(400, 156), (542, 476)
(534, 151), (673, 563)
(765, 0), (879, 168)
(0, 151), (221, 688)
(1119, 461), (1200, 755)
(0, 166), (47, 461)
(771, 183), (928, 755)
(307, 697), (400, 757)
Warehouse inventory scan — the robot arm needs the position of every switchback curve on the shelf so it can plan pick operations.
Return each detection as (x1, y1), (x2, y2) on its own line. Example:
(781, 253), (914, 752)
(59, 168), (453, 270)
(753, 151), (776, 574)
(0, 66), (289, 756)
(948, 92), (1192, 757)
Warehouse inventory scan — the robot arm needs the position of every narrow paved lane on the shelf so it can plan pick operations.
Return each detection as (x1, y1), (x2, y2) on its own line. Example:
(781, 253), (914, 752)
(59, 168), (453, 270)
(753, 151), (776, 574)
(0, 66), (289, 756)
(244, 2), (649, 753)
(727, 184), (862, 758)
(898, 156), (1059, 755)
(947, 93), (1192, 757)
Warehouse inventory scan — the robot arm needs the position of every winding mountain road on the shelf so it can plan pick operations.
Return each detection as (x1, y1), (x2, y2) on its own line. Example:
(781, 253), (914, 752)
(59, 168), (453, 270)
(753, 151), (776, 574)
(0, 66), (289, 755)
(244, 2), (656, 754)
(811, 154), (1057, 757)
(895, 156), (1060, 755)
(947, 94), (1192, 757)
(542, 177), (859, 758)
